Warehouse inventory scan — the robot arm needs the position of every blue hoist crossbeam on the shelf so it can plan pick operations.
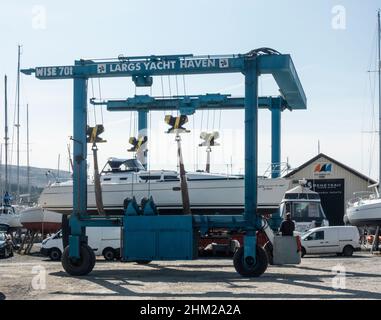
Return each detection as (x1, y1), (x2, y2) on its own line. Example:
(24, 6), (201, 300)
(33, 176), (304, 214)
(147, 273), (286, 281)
(90, 94), (290, 115)
(21, 50), (307, 277)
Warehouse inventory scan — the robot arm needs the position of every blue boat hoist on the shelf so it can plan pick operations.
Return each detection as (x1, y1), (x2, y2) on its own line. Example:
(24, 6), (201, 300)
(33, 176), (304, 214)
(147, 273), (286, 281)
(22, 48), (307, 277)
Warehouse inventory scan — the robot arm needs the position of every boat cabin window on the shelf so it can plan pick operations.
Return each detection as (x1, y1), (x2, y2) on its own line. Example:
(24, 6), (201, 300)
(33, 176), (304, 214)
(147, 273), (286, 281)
(119, 177), (128, 181)
(102, 159), (145, 173)
(140, 175), (161, 181)
(284, 201), (325, 222)
(285, 193), (320, 200)
(164, 176), (180, 181)
(1, 207), (14, 215)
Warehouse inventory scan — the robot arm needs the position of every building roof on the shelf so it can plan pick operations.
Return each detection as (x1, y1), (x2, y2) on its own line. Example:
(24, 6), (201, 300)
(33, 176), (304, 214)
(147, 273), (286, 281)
(284, 153), (377, 184)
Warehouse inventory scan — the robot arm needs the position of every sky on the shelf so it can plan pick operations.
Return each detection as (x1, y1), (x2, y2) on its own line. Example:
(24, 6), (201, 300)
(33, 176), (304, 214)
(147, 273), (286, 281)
(0, 0), (380, 181)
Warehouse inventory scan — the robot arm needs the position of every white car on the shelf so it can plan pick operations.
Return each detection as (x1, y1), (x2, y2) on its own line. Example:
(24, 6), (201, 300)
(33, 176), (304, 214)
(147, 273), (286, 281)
(301, 226), (361, 257)
(41, 227), (121, 261)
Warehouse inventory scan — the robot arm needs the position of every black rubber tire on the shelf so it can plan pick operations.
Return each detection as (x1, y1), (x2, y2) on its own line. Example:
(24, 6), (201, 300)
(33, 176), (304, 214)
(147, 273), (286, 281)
(263, 242), (274, 265)
(136, 260), (152, 265)
(62, 244), (96, 276)
(233, 246), (268, 277)
(301, 247), (306, 258)
(103, 248), (116, 261)
(343, 245), (354, 257)
(61, 215), (70, 249)
(49, 248), (62, 261)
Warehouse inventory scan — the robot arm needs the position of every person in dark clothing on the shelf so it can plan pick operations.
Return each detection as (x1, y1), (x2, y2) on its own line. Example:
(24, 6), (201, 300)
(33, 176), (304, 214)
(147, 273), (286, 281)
(280, 213), (295, 236)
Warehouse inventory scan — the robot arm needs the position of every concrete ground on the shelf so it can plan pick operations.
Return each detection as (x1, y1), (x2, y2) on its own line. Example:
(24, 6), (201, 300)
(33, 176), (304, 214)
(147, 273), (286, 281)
(0, 252), (380, 300)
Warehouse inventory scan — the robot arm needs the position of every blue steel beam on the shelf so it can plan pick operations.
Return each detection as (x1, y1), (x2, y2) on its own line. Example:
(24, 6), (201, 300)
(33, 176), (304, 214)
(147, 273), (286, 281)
(22, 53), (306, 111)
(271, 99), (282, 178)
(138, 110), (148, 169)
(257, 54), (306, 110)
(90, 94), (290, 114)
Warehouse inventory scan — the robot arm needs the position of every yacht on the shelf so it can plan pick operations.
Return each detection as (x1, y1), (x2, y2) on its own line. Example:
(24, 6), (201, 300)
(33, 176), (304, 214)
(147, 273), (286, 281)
(0, 205), (22, 229)
(279, 181), (329, 233)
(346, 11), (381, 228)
(19, 206), (62, 233)
(38, 158), (290, 216)
(346, 186), (381, 227)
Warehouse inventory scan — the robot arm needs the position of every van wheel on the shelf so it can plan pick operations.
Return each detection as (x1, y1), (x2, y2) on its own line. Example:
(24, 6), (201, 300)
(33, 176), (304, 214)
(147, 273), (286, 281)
(49, 248), (62, 261)
(343, 245), (354, 257)
(103, 248), (116, 261)
(62, 245), (96, 276)
(233, 246), (268, 277)
(301, 247), (306, 258)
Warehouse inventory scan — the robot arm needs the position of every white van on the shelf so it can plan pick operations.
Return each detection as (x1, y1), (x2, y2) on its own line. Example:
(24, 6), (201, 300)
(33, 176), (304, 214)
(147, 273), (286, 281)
(301, 226), (361, 257)
(41, 227), (121, 261)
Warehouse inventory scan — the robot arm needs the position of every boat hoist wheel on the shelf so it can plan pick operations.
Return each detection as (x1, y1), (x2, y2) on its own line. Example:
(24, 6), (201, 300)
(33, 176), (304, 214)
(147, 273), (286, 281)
(233, 246), (268, 277)
(62, 244), (96, 276)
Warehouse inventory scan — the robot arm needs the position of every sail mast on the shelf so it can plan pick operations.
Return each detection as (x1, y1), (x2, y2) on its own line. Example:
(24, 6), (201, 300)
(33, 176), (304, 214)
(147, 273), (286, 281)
(16, 45), (21, 202)
(4, 75), (9, 192)
(378, 10), (381, 193)
(27, 103), (30, 203)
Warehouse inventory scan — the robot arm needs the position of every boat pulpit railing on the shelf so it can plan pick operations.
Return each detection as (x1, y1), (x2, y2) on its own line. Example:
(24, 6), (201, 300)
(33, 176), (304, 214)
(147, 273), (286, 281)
(263, 162), (292, 178)
(347, 191), (377, 207)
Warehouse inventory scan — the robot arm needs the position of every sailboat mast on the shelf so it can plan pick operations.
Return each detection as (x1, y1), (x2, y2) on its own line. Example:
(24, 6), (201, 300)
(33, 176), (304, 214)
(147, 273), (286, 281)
(4, 75), (8, 192)
(16, 45), (21, 201)
(27, 103), (30, 203)
(377, 9), (381, 194)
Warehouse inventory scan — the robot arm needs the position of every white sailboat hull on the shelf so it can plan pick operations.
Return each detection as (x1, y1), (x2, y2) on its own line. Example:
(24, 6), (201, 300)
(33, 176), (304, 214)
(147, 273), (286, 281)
(38, 177), (290, 215)
(0, 214), (22, 228)
(19, 207), (62, 232)
(346, 198), (381, 226)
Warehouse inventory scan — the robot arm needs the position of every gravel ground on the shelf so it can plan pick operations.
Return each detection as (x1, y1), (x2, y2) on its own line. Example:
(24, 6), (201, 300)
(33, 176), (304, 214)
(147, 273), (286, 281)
(0, 251), (380, 300)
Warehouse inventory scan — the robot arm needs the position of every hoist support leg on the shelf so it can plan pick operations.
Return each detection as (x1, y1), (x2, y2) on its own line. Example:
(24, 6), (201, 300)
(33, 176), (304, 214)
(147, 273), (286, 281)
(271, 100), (281, 179)
(70, 74), (88, 259)
(138, 110), (148, 168)
(244, 61), (259, 227)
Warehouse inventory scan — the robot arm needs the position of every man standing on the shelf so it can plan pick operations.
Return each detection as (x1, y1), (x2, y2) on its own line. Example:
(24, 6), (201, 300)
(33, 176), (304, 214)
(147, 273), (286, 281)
(280, 213), (295, 236)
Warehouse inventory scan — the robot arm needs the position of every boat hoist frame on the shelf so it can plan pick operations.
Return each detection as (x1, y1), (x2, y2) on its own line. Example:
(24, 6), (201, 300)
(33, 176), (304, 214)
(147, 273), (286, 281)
(22, 51), (307, 277)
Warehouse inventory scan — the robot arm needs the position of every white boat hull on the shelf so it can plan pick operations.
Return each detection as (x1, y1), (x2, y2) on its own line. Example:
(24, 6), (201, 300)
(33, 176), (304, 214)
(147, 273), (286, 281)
(20, 207), (62, 232)
(0, 206), (22, 228)
(346, 198), (381, 227)
(38, 178), (290, 215)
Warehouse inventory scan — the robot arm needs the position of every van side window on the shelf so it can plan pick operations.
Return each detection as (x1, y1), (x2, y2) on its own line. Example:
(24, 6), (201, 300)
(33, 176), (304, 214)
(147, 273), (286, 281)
(309, 231), (324, 240)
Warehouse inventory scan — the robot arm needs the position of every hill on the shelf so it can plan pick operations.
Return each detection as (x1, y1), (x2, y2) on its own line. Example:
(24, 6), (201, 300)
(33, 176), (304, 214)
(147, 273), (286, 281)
(0, 164), (71, 203)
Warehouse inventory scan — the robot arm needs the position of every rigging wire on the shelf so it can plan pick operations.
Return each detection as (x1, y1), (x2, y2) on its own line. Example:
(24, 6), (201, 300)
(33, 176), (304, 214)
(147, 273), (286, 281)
(90, 78), (97, 125)
(98, 78), (104, 124)
(364, 24), (379, 178)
